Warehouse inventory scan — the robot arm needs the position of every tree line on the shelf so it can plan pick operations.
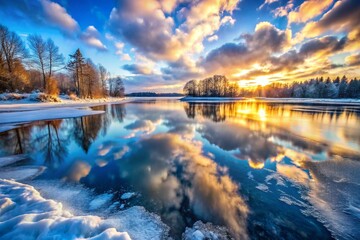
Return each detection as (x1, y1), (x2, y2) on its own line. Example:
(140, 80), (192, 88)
(183, 75), (240, 97)
(0, 24), (124, 98)
(183, 75), (360, 98)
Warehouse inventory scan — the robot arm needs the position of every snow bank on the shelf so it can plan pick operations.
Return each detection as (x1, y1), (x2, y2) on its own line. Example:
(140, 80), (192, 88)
(0, 179), (170, 240)
(0, 93), (27, 101)
(0, 154), (28, 167)
(0, 166), (45, 181)
(0, 179), (131, 240)
(0, 107), (104, 126)
(0, 92), (128, 107)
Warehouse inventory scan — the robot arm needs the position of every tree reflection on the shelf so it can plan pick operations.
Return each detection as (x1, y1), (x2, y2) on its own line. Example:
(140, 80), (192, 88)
(184, 102), (360, 167)
(0, 125), (32, 155)
(184, 103), (236, 122)
(110, 104), (126, 122)
(32, 120), (70, 167)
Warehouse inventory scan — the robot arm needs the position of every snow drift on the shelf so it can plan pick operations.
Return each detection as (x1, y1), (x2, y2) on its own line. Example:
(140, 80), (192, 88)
(0, 179), (169, 240)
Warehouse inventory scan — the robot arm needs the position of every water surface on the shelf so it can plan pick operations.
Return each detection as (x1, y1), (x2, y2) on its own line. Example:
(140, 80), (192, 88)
(1, 99), (360, 239)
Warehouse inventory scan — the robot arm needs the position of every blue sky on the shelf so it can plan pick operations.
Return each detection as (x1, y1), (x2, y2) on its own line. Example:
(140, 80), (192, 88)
(0, 0), (359, 92)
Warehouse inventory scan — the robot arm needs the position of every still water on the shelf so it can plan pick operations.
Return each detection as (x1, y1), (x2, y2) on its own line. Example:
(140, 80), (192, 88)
(1, 99), (360, 239)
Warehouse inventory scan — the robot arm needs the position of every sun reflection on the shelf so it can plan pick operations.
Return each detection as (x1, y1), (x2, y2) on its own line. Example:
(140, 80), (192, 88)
(248, 160), (265, 169)
(258, 108), (266, 121)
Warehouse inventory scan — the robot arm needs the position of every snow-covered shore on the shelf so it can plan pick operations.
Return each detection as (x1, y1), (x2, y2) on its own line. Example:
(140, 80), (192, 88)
(0, 179), (170, 240)
(0, 152), (170, 240)
(181, 96), (360, 105)
(0, 93), (130, 112)
(0, 93), (131, 133)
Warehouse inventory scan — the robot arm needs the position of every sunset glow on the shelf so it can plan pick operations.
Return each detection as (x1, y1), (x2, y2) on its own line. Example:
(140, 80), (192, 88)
(1, 0), (359, 92)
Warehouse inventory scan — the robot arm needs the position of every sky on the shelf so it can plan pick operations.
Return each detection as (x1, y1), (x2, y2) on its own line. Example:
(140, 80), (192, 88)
(0, 0), (359, 93)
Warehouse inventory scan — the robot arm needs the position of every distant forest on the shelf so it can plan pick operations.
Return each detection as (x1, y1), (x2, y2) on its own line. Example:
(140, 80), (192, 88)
(0, 24), (124, 99)
(183, 75), (360, 98)
(126, 92), (183, 97)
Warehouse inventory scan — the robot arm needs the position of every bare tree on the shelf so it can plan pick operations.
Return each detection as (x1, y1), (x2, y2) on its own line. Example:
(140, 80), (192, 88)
(109, 76), (124, 97)
(98, 64), (108, 97)
(46, 38), (64, 79)
(0, 24), (28, 91)
(28, 35), (64, 92)
(28, 35), (47, 90)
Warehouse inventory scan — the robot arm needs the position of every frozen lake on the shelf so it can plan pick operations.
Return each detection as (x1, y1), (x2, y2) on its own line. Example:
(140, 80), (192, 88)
(1, 99), (360, 239)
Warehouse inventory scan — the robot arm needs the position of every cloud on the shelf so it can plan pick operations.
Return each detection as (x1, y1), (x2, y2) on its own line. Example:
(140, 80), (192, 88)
(299, 36), (347, 57)
(161, 56), (202, 80)
(123, 64), (154, 75)
(301, 0), (360, 38)
(201, 22), (291, 73)
(80, 26), (107, 51)
(114, 42), (131, 61)
(345, 52), (360, 66)
(207, 35), (219, 42)
(288, 0), (333, 24)
(220, 16), (236, 26)
(108, 0), (240, 61)
(272, 0), (294, 17)
(200, 18), (353, 83)
(0, 0), (79, 36)
(258, 0), (279, 10)
(40, 0), (79, 35)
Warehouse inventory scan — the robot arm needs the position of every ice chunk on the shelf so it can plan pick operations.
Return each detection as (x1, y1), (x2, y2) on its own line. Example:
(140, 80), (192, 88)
(108, 206), (170, 240)
(255, 183), (269, 192)
(89, 193), (113, 211)
(182, 221), (231, 240)
(121, 192), (136, 200)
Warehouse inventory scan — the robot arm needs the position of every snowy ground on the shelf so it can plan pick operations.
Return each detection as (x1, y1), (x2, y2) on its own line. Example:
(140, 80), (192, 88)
(181, 96), (360, 105)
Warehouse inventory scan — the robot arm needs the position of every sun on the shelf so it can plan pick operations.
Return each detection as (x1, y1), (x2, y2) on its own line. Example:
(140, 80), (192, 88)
(254, 77), (270, 86)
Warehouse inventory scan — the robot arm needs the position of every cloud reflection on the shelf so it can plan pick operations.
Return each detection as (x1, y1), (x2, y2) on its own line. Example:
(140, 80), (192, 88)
(85, 133), (249, 239)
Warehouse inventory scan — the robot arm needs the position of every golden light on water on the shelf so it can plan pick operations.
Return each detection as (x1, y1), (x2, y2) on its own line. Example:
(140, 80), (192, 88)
(248, 160), (265, 169)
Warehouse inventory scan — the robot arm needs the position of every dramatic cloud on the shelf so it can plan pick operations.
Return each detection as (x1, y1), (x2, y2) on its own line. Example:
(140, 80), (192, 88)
(80, 26), (107, 51)
(201, 20), (351, 83)
(0, 0), (79, 36)
(108, 0), (240, 61)
(201, 22), (291, 74)
(288, 0), (333, 24)
(301, 0), (360, 38)
(299, 36), (347, 57)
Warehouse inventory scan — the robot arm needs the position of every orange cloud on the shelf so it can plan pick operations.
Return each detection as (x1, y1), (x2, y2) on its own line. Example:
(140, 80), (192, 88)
(288, 0), (333, 24)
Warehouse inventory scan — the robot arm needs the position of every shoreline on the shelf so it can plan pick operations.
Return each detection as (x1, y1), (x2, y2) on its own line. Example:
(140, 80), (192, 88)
(180, 96), (360, 105)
